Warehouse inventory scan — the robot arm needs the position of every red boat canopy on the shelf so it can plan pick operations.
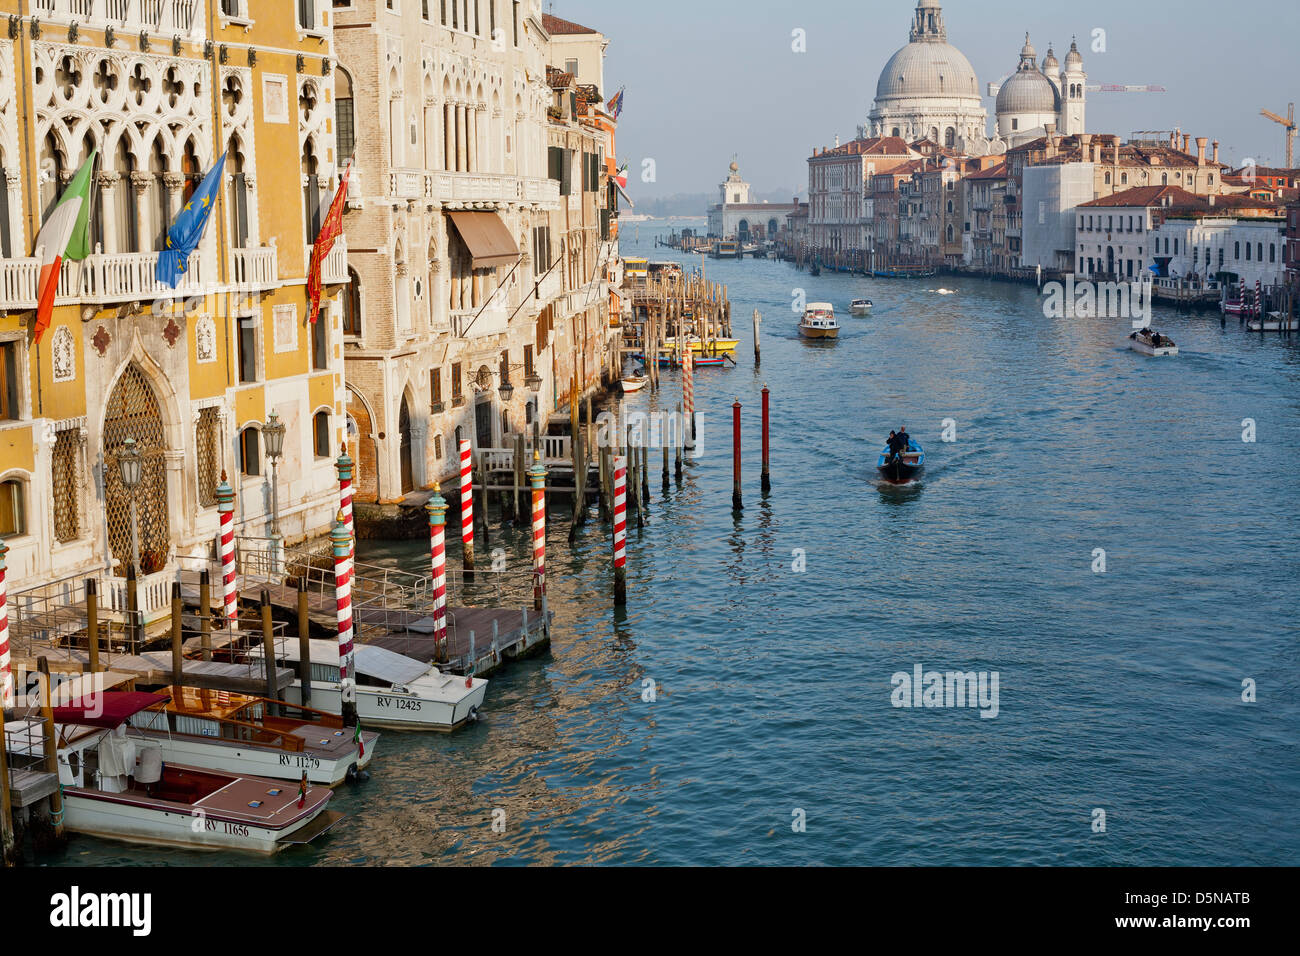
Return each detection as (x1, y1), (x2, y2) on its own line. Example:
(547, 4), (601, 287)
(52, 692), (171, 729)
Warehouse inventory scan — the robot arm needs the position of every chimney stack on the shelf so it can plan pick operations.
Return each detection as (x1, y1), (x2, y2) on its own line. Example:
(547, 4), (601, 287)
(1182, 133), (1191, 154)
(1213, 140), (1220, 164)
(1196, 137), (1207, 166)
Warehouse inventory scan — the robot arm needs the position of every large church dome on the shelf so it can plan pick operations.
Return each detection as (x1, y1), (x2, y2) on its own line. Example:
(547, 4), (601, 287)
(875, 41), (981, 102)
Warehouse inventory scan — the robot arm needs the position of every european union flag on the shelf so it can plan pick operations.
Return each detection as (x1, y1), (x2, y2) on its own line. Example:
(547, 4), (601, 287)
(155, 151), (227, 289)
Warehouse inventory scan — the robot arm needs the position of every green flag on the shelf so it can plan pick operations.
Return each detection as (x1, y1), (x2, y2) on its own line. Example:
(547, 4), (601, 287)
(62, 151), (97, 261)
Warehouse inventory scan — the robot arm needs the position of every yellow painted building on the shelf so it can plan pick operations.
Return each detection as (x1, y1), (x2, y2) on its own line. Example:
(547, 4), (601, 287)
(0, 0), (350, 610)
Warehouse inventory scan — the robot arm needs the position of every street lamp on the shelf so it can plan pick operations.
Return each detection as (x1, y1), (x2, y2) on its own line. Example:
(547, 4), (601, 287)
(263, 410), (286, 538)
(117, 436), (142, 574)
(497, 366), (515, 404)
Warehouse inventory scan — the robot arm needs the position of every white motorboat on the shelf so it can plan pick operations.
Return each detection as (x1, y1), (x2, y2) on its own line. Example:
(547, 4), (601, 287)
(255, 639), (488, 732)
(128, 686), (379, 787)
(10, 692), (342, 854)
(799, 303), (839, 339)
(1128, 328), (1179, 356)
(849, 299), (873, 316)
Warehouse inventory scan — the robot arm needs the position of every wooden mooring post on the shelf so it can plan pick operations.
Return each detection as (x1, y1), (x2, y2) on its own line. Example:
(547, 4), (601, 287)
(34, 657), (64, 848)
(732, 399), (744, 513)
(170, 582), (184, 687)
(761, 386), (772, 495)
(85, 576), (100, 673)
(753, 309), (762, 367)
(198, 570), (211, 662)
(297, 577), (313, 708)
(0, 701), (13, 865)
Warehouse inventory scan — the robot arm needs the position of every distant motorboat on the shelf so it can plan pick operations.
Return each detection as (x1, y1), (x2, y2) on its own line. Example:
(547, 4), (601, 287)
(934, 288), (956, 295)
(1128, 328), (1179, 356)
(849, 299), (873, 316)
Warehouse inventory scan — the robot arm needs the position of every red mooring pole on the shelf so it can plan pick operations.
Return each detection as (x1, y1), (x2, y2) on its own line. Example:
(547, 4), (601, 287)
(761, 386), (771, 495)
(732, 399), (743, 512)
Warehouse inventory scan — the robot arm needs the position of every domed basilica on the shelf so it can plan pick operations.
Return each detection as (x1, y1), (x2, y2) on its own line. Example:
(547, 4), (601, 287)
(865, 0), (1087, 156)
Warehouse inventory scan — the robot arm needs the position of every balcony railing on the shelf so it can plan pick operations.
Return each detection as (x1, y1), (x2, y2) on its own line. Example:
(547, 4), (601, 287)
(451, 306), (508, 339)
(1, 258), (40, 311)
(312, 237), (349, 286)
(388, 169), (431, 201)
(56, 251), (206, 304)
(432, 172), (563, 207)
(230, 246), (278, 291)
(32, 0), (202, 36)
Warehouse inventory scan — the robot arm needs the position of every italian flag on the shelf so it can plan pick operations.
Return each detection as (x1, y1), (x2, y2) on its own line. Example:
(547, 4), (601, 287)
(298, 771), (308, 809)
(353, 722), (364, 758)
(32, 151), (97, 343)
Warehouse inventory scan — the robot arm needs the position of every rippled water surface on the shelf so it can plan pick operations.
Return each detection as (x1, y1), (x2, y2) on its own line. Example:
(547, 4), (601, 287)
(50, 221), (1300, 866)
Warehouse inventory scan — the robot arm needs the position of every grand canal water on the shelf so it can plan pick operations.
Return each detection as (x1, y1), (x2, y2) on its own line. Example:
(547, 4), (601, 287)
(51, 220), (1300, 866)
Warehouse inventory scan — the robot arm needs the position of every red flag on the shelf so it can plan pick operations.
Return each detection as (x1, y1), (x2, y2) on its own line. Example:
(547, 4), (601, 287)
(307, 163), (352, 324)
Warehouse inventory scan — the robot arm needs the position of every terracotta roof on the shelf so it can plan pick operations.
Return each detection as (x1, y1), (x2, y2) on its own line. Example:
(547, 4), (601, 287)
(811, 136), (914, 161)
(1078, 185), (1202, 208)
(543, 13), (600, 36)
(966, 163), (1009, 181)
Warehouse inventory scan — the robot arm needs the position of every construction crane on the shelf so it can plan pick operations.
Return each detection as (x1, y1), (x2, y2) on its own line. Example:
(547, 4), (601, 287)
(986, 76), (1165, 97)
(1260, 103), (1296, 169)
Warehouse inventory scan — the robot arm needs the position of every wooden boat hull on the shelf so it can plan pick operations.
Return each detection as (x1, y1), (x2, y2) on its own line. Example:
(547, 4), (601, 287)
(61, 773), (336, 854)
(125, 723), (377, 787)
(849, 305), (872, 316)
(1246, 318), (1299, 332)
(284, 679), (488, 732)
(799, 325), (838, 339)
(621, 377), (648, 392)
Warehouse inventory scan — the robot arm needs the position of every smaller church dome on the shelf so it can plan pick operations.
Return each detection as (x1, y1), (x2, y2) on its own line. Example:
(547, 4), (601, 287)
(1042, 45), (1059, 74)
(996, 68), (1060, 116)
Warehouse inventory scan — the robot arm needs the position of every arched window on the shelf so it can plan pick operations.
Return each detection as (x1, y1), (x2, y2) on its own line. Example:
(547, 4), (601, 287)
(1104, 173), (1111, 185)
(1269, 243), (1276, 263)
(195, 407), (223, 507)
(39, 131), (64, 221)
(0, 477), (26, 537)
(302, 139), (321, 246)
(342, 266), (362, 337)
(946, 224), (954, 242)
(239, 426), (261, 477)
(336, 69), (356, 161)
(944, 127), (955, 147)
(313, 411), (331, 458)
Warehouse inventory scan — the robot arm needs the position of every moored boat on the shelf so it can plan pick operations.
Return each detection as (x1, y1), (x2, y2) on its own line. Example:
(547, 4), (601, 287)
(1245, 313), (1299, 332)
(660, 336), (740, 354)
(129, 686), (379, 787)
(799, 303), (839, 339)
(877, 439), (925, 484)
(26, 692), (342, 853)
(849, 299), (873, 316)
(621, 375), (649, 392)
(1128, 328), (1179, 356)
(254, 639), (488, 732)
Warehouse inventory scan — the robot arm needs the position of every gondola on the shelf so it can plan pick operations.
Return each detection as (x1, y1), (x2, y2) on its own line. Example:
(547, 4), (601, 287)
(877, 439), (925, 484)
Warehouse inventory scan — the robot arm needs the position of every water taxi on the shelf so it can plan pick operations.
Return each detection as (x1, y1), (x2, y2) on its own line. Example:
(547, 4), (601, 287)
(254, 639), (488, 732)
(128, 686), (379, 787)
(799, 303), (839, 339)
(849, 299), (873, 316)
(1128, 328), (1179, 356)
(877, 440), (925, 485)
(26, 692), (342, 853)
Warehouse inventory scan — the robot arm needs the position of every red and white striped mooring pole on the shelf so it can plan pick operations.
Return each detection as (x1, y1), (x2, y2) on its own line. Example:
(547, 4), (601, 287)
(0, 540), (12, 707)
(331, 512), (358, 726)
(425, 484), (449, 658)
(216, 472), (238, 629)
(336, 444), (355, 556)
(612, 455), (628, 607)
(459, 438), (476, 579)
(528, 451), (548, 613)
(683, 341), (695, 450)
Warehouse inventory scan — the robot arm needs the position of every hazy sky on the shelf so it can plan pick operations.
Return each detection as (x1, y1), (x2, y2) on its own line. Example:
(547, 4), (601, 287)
(549, 0), (1300, 199)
